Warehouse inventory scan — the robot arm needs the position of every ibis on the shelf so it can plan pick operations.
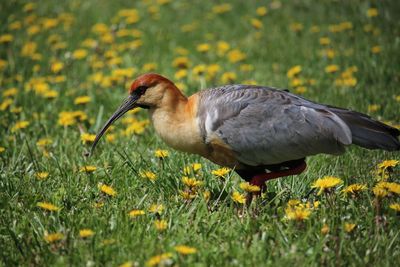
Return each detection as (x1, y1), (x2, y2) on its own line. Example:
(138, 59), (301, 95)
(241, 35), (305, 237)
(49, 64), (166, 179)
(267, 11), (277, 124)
(92, 73), (400, 194)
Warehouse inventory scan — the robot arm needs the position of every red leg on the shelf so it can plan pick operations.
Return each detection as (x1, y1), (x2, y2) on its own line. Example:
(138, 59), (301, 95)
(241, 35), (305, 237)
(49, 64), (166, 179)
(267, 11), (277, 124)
(249, 161), (307, 195)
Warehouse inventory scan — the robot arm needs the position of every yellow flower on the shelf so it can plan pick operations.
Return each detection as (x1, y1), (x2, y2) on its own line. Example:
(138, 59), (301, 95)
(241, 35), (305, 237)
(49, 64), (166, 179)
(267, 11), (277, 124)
(250, 18), (263, 29)
(36, 172), (49, 180)
(172, 57), (190, 68)
(154, 219), (168, 231)
(203, 190), (211, 202)
(44, 232), (64, 243)
(371, 45), (381, 54)
(0, 147), (5, 153)
(311, 176), (343, 195)
(154, 149), (169, 158)
(180, 190), (197, 200)
(146, 253), (172, 267)
(21, 42), (37, 56)
(239, 182), (260, 193)
(256, 6), (268, 16)
(368, 104), (380, 113)
(344, 223), (356, 233)
(217, 41), (230, 56)
(11, 121), (30, 132)
(319, 37), (331, 45)
(129, 209), (145, 218)
(80, 165), (97, 173)
(290, 22), (304, 32)
(367, 8), (378, 17)
(373, 184), (388, 198)
(74, 96), (91, 105)
(149, 204), (164, 214)
(81, 133), (96, 144)
(72, 49), (88, 60)
(231, 191), (246, 204)
(287, 65), (302, 78)
(227, 49), (246, 63)
(51, 61), (64, 73)
(174, 245), (197, 255)
(321, 224), (329, 235)
(182, 176), (203, 188)
(342, 183), (367, 195)
(196, 43), (211, 53)
(141, 171), (157, 181)
(0, 99), (13, 110)
(325, 64), (339, 73)
(221, 72), (237, 83)
(192, 64), (207, 76)
(285, 206), (311, 221)
(212, 3), (232, 14)
(174, 69), (188, 80)
(37, 138), (53, 147)
(100, 184), (117, 196)
(119, 261), (133, 267)
(37, 202), (60, 211)
(79, 229), (95, 238)
(389, 203), (400, 212)
(378, 160), (398, 170)
(0, 34), (13, 43)
(142, 63), (157, 72)
(212, 167), (231, 177)
(106, 134), (116, 143)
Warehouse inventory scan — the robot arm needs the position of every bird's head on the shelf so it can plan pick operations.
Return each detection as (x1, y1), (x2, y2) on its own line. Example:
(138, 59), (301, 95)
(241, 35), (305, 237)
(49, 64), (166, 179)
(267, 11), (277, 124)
(91, 73), (180, 154)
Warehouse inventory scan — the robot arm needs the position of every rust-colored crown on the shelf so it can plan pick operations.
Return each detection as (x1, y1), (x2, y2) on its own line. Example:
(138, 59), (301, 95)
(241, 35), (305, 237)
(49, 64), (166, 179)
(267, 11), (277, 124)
(129, 73), (175, 94)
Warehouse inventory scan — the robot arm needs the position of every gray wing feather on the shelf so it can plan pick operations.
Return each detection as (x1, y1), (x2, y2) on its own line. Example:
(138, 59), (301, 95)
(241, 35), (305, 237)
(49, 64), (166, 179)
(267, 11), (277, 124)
(198, 85), (352, 166)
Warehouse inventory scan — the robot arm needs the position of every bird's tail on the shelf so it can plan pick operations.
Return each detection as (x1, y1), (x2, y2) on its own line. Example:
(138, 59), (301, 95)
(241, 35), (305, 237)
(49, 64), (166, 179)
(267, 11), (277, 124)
(329, 106), (400, 151)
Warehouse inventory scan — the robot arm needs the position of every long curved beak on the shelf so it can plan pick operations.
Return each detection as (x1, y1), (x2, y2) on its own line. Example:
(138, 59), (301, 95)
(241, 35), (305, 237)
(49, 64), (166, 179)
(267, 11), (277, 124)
(91, 95), (138, 155)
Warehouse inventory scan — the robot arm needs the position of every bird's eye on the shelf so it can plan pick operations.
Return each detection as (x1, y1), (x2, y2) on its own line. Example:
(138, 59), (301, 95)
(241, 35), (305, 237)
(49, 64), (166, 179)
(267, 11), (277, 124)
(133, 86), (148, 95)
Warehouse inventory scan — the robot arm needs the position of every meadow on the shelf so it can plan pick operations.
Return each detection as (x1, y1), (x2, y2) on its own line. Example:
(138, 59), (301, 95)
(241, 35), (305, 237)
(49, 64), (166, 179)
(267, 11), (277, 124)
(1, 0), (400, 266)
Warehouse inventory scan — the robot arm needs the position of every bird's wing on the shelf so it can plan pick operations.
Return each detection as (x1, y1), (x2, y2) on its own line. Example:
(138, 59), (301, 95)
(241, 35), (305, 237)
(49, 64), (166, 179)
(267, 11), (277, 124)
(197, 85), (352, 166)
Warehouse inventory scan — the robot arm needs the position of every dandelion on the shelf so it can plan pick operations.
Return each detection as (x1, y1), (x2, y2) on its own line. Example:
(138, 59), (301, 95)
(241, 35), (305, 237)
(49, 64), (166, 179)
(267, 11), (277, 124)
(44, 232), (64, 243)
(80, 165), (97, 173)
(371, 46), (381, 54)
(239, 182), (260, 193)
(72, 49), (88, 59)
(389, 203), (400, 212)
(285, 206), (311, 221)
(231, 191), (246, 204)
(217, 41), (230, 56)
(203, 190), (211, 202)
(100, 184), (117, 196)
(81, 133), (96, 144)
(149, 204), (164, 214)
(36, 172), (49, 180)
(129, 209), (145, 218)
(250, 18), (263, 29)
(51, 61), (64, 73)
(154, 149), (169, 159)
(311, 176), (343, 195)
(174, 69), (188, 80)
(154, 219), (168, 231)
(182, 176), (203, 188)
(142, 63), (157, 72)
(146, 253), (173, 267)
(74, 96), (91, 105)
(79, 229), (95, 238)
(256, 6), (268, 16)
(368, 104), (380, 113)
(319, 37), (331, 45)
(141, 171), (157, 181)
(211, 167), (230, 177)
(290, 22), (304, 32)
(221, 72), (237, 83)
(344, 223), (356, 233)
(325, 65), (339, 73)
(180, 190), (197, 200)
(0, 147), (5, 153)
(227, 49), (246, 63)
(175, 245), (197, 255)
(172, 57), (190, 69)
(321, 224), (329, 235)
(11, 121), (30, 132)
(287, 65), (302, 78)
(212, 3), (232, 14)
(196, 43), (211, 53)
(377, 160), (398, 170)
(119, 261), (133, 267)
(342, 183), (367, 195)
(37, 202), (60, 211)
(0, 34), (14, 43)
(367, 8), (378, 17)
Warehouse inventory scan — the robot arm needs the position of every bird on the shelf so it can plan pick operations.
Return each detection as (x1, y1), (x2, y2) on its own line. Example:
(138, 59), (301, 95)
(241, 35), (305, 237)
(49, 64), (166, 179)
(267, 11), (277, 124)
(91, 73), (399, 197)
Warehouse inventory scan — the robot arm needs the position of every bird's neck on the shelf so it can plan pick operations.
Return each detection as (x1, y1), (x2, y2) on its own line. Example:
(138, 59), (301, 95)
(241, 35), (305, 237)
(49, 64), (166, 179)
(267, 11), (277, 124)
(148, 89), (208, 156)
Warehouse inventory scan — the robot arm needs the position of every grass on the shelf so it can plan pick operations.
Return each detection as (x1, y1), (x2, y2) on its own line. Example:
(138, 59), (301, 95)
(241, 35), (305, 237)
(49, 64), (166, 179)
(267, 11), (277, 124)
(1, 0), (400, 266)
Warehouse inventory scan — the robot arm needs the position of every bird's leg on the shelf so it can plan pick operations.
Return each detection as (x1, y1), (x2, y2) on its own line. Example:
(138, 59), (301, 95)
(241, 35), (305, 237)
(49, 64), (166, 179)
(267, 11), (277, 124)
(247, 161), (307, 204)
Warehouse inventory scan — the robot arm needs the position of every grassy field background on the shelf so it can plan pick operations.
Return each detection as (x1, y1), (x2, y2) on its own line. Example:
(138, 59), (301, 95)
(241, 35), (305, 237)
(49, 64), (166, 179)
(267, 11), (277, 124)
(1, 0), (400, 266)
